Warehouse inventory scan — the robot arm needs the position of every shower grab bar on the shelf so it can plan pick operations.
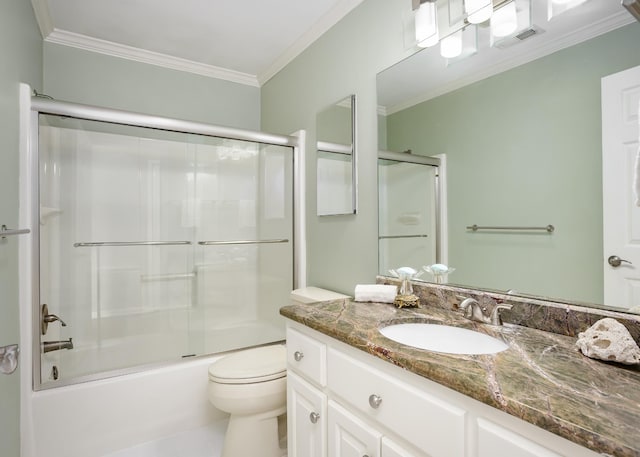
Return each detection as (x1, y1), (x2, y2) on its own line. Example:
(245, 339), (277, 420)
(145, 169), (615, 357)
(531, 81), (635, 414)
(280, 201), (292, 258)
(73, 241), (193, 247)
(1, 225), (31, 239)
(198, 239), (289, 246)
(379, 234), (429, 239)
(466, 224), (555, 233)
(141, 273), (196, 282)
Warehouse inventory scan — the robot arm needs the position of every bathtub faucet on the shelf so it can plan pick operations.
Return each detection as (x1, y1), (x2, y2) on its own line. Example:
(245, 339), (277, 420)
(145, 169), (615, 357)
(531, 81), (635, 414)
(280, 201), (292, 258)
(42, 338), (73, 353)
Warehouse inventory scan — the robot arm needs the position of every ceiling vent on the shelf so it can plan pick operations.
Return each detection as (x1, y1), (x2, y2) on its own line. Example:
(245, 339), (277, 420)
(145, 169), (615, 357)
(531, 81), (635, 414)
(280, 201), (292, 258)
(493, 25), (545, 49)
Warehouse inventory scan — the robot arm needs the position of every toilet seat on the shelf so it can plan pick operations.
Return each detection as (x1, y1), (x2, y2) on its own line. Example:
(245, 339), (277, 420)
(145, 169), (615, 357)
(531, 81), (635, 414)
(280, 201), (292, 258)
(208, 345), (286, 384)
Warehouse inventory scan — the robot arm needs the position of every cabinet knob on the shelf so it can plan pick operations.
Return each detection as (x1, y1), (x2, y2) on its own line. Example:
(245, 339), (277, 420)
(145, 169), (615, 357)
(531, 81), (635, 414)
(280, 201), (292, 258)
(309, 411), (320, 424)
(368, 394), (382, 409)
(294, 351), (304, 361)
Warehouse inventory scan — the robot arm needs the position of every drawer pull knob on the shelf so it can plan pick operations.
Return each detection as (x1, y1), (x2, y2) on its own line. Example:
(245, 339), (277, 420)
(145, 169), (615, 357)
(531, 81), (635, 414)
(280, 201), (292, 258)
(294, 351), (304, 361)
(309, 412), (320, 424)
(368, 394), (382, 409)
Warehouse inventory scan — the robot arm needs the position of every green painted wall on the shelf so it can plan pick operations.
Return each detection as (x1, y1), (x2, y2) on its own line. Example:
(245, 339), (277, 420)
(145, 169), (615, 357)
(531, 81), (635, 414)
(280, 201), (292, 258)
(44, 43), (261, 130)
(386, 24), (640, 304)
(261, 0), (414, 294)
(0, 2), (43, 456)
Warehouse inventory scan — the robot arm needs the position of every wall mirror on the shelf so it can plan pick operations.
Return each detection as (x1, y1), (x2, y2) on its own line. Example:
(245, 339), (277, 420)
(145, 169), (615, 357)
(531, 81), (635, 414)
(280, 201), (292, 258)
(377, 0), (640, 312)
(317, 94), (357, 216)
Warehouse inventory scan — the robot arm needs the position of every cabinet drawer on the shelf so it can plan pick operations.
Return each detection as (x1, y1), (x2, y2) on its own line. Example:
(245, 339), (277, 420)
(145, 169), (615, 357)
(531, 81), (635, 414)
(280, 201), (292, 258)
(327, 348), (466, 457)
(287, 327), (327, 386)
(477, 419), (563, 457)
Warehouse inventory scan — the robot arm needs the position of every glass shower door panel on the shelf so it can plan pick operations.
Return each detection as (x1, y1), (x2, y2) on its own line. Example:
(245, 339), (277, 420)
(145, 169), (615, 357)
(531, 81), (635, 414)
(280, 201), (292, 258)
(39, 117), (195, 383)
(192, 140), (293, 355)
(378, 161), (437, 274)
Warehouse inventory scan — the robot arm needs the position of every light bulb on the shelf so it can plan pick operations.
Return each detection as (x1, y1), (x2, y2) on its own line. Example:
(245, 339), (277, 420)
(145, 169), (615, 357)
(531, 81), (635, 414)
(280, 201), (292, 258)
(465, 0), (493, 24)
(440, 30), (463, 58)
(491, 1), (518, 38)
(415, 1), (439, 48)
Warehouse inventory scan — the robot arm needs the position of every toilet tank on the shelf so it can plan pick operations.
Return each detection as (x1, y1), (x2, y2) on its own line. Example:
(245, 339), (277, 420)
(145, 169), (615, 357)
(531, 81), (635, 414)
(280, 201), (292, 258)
(290, 287), (349, 304)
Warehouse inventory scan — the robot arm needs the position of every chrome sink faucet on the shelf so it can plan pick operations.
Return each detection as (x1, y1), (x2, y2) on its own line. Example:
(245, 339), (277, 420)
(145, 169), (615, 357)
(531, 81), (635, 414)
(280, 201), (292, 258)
(458, 298), (512, 326)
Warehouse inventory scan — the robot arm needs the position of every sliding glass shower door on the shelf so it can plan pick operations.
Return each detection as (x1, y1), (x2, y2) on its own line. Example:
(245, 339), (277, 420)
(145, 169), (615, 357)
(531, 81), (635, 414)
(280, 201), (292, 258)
(37, 115), (293, 388)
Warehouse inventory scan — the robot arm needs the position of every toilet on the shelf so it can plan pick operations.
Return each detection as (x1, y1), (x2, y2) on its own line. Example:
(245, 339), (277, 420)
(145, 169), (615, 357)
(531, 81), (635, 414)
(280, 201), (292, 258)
(208, 287), (349, 457)
(208, 344), (287, 457)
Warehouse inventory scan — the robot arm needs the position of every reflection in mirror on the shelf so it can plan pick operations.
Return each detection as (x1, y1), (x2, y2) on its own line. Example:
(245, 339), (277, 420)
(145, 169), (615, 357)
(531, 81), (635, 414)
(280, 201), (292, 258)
(316, 95), (357, 216)
(378, 152), (442, 278)
(377, 1), (640, 312)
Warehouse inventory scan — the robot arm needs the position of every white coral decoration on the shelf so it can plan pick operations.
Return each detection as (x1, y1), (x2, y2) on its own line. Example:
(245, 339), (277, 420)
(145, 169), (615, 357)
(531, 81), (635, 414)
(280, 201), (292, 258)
(575, 318), (640, 365)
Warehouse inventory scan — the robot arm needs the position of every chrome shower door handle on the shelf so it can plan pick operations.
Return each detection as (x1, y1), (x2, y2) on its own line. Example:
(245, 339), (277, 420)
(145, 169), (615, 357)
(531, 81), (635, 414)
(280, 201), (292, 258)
(608, 255), (632, 267)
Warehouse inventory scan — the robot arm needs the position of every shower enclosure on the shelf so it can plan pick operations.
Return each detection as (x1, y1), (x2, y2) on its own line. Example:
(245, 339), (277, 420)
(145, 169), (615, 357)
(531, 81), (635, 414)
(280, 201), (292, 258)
(30, 98), (298, 389)
(378, 151), (442, 275)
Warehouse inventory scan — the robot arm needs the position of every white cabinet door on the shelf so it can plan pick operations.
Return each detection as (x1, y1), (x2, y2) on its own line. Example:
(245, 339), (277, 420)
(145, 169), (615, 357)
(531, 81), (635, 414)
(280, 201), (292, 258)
(328, 400), (382, 457)
(288, 372), (327, 457)
(381, 437), (425, 457)
(477, 419), (563, 457)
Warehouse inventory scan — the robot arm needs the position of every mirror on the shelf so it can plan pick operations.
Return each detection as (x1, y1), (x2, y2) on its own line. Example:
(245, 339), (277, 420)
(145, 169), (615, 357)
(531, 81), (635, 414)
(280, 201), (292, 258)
(317, 95), (357, 215)
(377, 1), (640, 312)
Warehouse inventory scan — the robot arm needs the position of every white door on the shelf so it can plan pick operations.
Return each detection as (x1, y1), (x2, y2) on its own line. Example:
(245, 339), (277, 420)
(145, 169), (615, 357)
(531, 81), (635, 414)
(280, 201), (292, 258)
(602, 64), (640, 310)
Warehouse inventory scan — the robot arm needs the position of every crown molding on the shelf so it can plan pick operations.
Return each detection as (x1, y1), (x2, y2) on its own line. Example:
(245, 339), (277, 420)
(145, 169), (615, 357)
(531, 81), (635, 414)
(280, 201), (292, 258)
(45, 29), (260, 87)
(385, 10), (635, 115)
(257, 0), (366, 85)
(30, 0), (54, 38)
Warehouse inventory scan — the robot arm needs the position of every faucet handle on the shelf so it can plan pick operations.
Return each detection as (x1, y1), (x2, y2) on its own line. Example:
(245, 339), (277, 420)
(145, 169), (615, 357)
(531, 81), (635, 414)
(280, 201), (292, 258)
(490, 304), (513, 326)
(41, 304), (67, 335)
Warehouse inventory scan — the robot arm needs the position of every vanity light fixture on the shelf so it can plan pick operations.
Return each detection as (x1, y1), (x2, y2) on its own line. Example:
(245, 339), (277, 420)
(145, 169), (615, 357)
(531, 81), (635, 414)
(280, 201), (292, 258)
(440, 29), (463, 58)
(413, 0), (532, 61)
(415, 0), (440, 47)
(491, 1), (518, 37)
(465, 0), (493, 24)
(623, 0), (640, 22)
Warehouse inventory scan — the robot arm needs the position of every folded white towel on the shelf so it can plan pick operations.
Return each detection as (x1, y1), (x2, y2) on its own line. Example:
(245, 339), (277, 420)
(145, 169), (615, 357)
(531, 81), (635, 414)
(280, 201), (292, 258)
(354, 284), (397, 304)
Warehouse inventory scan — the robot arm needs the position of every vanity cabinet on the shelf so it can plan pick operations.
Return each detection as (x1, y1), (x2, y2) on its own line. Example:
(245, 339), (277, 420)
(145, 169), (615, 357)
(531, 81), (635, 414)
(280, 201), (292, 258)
(286, 321), (595, 457)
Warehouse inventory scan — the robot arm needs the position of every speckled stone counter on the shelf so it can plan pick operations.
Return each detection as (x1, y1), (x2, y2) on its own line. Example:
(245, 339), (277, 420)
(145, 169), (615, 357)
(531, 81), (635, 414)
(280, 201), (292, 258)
(280, 296), (640, 457)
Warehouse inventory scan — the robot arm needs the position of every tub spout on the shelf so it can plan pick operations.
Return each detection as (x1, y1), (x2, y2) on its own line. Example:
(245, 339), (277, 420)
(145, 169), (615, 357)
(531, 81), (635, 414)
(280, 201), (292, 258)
(42, 338), (73, 353)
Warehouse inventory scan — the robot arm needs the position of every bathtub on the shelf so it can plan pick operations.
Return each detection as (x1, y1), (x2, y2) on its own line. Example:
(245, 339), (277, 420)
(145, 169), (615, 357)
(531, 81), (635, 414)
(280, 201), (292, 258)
(27, 354), (229, 457)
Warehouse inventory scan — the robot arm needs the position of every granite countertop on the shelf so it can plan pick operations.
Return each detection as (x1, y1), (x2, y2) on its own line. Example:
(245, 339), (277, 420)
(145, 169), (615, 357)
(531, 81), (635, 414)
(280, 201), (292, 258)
(280, 299), (640, 457)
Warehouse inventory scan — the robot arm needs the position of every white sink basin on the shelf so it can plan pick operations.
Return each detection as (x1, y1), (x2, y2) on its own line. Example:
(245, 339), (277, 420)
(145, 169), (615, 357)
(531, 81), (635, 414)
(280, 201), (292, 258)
(379, 323), (508, 355)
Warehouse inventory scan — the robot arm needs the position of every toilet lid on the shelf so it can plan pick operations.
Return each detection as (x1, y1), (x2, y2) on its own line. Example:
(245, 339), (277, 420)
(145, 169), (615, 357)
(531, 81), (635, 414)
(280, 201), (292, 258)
(208, 345), (286, 384)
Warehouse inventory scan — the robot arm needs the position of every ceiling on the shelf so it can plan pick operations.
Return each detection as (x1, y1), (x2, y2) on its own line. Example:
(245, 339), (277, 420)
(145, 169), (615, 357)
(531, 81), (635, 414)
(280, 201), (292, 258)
(29, 0), (365, 87)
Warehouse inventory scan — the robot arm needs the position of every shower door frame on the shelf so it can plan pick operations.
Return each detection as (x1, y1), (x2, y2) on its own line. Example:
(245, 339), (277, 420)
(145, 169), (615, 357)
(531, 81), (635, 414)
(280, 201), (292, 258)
(27, 93), (305, 390)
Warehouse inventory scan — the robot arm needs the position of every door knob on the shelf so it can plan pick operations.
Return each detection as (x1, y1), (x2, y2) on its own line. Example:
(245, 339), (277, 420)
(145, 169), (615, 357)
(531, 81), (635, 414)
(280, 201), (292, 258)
(608, 255), (632, 267)
(293, 351), (304, 361)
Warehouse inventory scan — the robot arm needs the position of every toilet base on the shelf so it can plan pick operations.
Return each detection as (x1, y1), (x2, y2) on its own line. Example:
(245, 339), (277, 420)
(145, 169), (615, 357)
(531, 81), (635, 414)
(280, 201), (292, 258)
(221, 406), (287, 457)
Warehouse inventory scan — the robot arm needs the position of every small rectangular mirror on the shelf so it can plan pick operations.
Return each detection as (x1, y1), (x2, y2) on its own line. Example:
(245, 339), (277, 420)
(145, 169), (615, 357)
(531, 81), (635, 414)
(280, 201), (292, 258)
(316, 94), (357, 216)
